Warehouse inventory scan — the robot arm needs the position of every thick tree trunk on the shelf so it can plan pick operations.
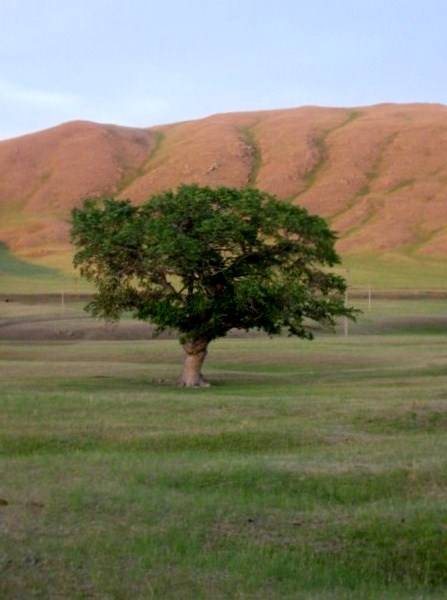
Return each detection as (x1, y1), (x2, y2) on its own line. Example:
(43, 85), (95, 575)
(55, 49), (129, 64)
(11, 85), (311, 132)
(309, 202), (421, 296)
(178, 338), (210, 387)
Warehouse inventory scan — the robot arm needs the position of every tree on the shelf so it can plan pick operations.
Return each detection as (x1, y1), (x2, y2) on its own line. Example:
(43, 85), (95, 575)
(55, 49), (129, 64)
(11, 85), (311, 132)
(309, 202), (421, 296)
(71, 184), (356, 387)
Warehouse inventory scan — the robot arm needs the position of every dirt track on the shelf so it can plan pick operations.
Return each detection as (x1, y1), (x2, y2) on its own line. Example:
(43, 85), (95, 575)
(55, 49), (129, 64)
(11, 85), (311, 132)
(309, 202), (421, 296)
(2, 292), (447, 341)
(0, 314), (162, 341)
(0, 295), (165, 341)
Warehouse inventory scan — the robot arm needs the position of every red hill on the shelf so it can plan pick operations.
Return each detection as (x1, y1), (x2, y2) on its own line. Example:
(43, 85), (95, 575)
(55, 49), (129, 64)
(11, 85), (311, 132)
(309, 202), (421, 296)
(1, 103), (447, 264)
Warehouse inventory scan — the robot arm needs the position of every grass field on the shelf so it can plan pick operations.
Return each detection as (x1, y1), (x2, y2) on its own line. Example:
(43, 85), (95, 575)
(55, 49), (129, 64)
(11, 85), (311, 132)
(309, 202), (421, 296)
(1, 295), (447, 598)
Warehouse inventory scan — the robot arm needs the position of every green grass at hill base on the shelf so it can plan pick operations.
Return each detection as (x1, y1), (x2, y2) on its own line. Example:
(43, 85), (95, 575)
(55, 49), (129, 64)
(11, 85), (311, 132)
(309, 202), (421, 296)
(342, 251), (447, 291)
(0, 244), (91, 294)
(3, 242), (447, 294)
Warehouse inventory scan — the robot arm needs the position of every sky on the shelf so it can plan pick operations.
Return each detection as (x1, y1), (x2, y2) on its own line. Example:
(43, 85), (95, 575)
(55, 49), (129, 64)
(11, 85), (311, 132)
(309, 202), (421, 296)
(0, 0), (446, 140)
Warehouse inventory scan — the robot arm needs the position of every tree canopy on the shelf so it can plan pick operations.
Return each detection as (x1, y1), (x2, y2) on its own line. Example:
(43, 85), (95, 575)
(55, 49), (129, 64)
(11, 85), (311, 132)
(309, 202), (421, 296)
(71, 184), (356, 386)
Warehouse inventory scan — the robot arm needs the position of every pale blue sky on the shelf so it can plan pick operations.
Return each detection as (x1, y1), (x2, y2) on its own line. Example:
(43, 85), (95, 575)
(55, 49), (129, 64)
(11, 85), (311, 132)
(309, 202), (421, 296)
(0, 0), (445, 140)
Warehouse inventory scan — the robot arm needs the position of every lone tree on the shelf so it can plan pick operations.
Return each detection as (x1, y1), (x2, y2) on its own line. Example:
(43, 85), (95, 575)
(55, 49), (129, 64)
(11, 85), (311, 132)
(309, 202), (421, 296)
(71, 184), (355, 387)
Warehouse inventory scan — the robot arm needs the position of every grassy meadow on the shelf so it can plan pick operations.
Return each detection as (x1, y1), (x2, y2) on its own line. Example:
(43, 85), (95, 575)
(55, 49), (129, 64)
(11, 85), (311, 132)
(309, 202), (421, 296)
(1, 287), (447, 599)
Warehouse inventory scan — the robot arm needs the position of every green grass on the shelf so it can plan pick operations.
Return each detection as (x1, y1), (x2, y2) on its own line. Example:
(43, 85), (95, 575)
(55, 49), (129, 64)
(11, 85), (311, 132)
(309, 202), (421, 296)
(0, 242), (60, 278)
(341, 251), (447, 290)
(0, 243), (90, 294)
(1, 297), (447, 597)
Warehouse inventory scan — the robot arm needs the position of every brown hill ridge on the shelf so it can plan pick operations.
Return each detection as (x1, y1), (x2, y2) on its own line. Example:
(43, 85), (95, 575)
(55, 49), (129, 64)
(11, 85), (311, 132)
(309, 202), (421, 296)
(1, 102), (447, 261)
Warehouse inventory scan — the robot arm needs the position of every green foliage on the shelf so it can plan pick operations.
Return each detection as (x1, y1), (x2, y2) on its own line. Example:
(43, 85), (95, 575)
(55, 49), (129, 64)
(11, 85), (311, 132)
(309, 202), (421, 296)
(71, 185), (355, 344)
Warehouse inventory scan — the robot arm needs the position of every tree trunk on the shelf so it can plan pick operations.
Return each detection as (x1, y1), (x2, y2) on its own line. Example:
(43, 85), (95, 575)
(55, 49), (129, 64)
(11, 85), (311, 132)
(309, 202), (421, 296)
(178, 338), (210, 387)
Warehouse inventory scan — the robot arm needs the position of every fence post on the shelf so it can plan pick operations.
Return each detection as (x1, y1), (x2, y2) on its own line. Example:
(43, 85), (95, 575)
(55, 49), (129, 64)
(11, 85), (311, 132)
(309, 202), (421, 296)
(344, 289), (349, 337)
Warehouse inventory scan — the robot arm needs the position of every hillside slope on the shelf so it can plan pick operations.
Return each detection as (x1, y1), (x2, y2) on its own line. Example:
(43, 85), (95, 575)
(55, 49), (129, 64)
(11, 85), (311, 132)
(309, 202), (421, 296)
(1, 103), (447, 264)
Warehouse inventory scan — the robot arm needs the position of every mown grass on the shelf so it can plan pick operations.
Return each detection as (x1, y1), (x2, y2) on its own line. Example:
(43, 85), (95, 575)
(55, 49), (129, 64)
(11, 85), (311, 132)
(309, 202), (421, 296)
(1, 297), (447, 598)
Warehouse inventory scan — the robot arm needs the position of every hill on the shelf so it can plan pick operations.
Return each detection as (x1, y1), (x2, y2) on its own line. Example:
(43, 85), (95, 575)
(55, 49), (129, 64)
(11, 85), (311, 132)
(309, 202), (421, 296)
(1, 103), (447, 273)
